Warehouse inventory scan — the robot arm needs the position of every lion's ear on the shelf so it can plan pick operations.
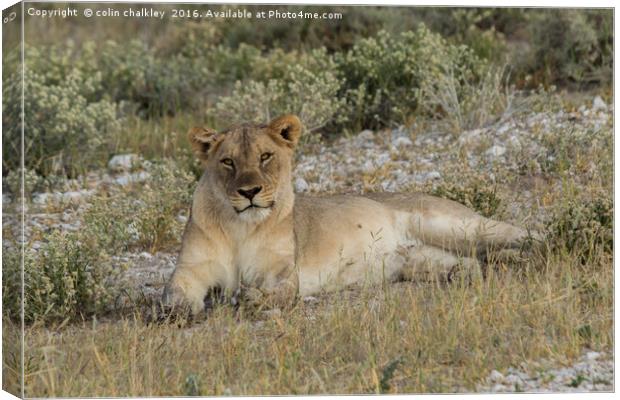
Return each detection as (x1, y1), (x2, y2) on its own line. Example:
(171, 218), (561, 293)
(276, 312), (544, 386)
(267, 114), (302, 149)
(188, 127), (220, 161)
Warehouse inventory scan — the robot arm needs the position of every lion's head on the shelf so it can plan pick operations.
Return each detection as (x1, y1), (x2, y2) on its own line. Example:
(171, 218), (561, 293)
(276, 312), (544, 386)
(188, 115), (302, 223)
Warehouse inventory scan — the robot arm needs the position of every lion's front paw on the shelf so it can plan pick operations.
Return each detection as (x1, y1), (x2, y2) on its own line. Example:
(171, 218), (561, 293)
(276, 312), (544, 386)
(161, 283), (205, 317)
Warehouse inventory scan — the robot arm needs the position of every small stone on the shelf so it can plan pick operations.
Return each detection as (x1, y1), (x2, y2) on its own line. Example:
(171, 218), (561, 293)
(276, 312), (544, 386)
(263, 308), (281, 318)
(393, 136), (413, 148)
(592, 96), (607, 111)
(424, 171), (441, 181)
(177, 214), (188, 224)
(139, 252), (153, 259)
(303, 296), (318, 303)
(505, 374), (523, 385)
(357, 130), (374, 141)
(491, 384), (506, 392)
(586, 351), (601, 361)
(114, 171), (150, 186)
(108, 154), (140, 173)
(376, 153), (391, 165)
(489, 370), (505, 383)
(362, 160), (374, 172)
(32, 192), (57, 205)
(61, 190), (93, 204)
(295, 178), (309, 193)
(486, 145), (507, 158)
(508, 135), (521, 149)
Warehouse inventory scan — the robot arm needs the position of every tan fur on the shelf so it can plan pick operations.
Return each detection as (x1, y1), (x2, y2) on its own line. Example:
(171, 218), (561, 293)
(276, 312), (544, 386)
(164, 115), (540, 314)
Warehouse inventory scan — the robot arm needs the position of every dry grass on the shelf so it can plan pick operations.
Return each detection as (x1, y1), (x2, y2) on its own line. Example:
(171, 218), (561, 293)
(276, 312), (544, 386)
(6, 244), (612, 396)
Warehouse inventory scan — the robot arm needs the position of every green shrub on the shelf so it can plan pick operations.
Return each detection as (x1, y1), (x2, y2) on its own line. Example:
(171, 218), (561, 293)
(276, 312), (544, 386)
(131, 160), (195, 252)
(3, 55), (121, 175)
(421, 64), (513, 133)
(337, 27), (485, 131)
(547, 194), (613, 262)
(214, 49), (346, 133)
(430, 176), (503, 218)
(93, 40), (211, 117)
(524, 9), (612, 85)
(3, 168), (41, 199)
(84, 159), (195, 253)
(2, 245), (22, 321)
(3, 230), (121, 323)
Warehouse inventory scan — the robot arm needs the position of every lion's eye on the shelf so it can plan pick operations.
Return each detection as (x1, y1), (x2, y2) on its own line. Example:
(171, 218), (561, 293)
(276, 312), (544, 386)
(260, 153), (272, 162)
(221, 158), (234, 167)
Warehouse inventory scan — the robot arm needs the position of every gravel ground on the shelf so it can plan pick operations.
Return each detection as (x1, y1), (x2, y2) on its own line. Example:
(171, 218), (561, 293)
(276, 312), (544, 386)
(476, 350), (613, 393)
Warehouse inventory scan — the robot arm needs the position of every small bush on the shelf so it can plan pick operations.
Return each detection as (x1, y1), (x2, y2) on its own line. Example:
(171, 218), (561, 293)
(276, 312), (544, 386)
(547, 194), (613, 262)
(84, 159), (195, 253)
(3, 168), (41, 199)
(214, 49), (346, 133)
(2, 230), (121, 323)
(3, 54), (121, 175)
(524, 9), (612, 85)
(429, 176), (503, 218)
(131, 160), (195, 252)
(421, 64), (514, 133)
(337, 27), (485, 131)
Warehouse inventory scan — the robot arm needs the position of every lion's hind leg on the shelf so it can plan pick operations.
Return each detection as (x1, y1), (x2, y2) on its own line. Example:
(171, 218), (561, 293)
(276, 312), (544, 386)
(412, 206), (543, 261)
(397, 243), (481, 282)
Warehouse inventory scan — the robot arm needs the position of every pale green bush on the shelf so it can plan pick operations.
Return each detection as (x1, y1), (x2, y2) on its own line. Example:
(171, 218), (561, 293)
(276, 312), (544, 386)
(3, 60), (120, 175)
(547, 193), (612, 262)
(3, 230), (121, 323)
(337, 26), (485, 130)
(4, 168), (41, 199)
(421, 64), (514, 133)
(525, 9), (612, 85)
(214, 49), (346, 133)
(84, 159), (195, 253)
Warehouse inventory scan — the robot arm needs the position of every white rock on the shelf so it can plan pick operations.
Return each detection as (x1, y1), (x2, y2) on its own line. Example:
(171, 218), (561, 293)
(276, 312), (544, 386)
(376, 153), (391, 165)
(303, 296), (318, 303)
(393, 136), (413, 148)
(263, 308), (281, 318)
(61, 190), (93, 204)
(424, 171), (441, 181)
(504, 374), (523, 385)
(32, 192), (58, 205)
(491, 384), (506, 392)
(139, 252), (153, 259)
(357, 129), (374, 141)
(362, 160), (375, 172)
(114, 171), (150, 186)
(459, 129), (482, 144)
(177, 214), (188, 224)
(486, 145), (507, 158)
(508, 135), (521, 149)
(108, 154), (140, 172)
(592, 96), (607, 111)
(586, 351), (601, 361)
(489, 370), (505, 383)
(295, 178), (309, 193)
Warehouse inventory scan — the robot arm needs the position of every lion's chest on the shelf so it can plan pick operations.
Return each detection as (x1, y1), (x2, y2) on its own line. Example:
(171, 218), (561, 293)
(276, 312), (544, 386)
(233, 233), (295, 290)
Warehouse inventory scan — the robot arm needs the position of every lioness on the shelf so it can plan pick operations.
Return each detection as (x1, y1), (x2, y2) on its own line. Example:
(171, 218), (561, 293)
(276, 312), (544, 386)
(163, 115), (539, 314)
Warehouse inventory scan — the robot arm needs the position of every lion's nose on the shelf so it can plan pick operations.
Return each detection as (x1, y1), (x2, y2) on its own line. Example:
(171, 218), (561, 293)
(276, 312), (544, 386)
(237, 186), (262, 200)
